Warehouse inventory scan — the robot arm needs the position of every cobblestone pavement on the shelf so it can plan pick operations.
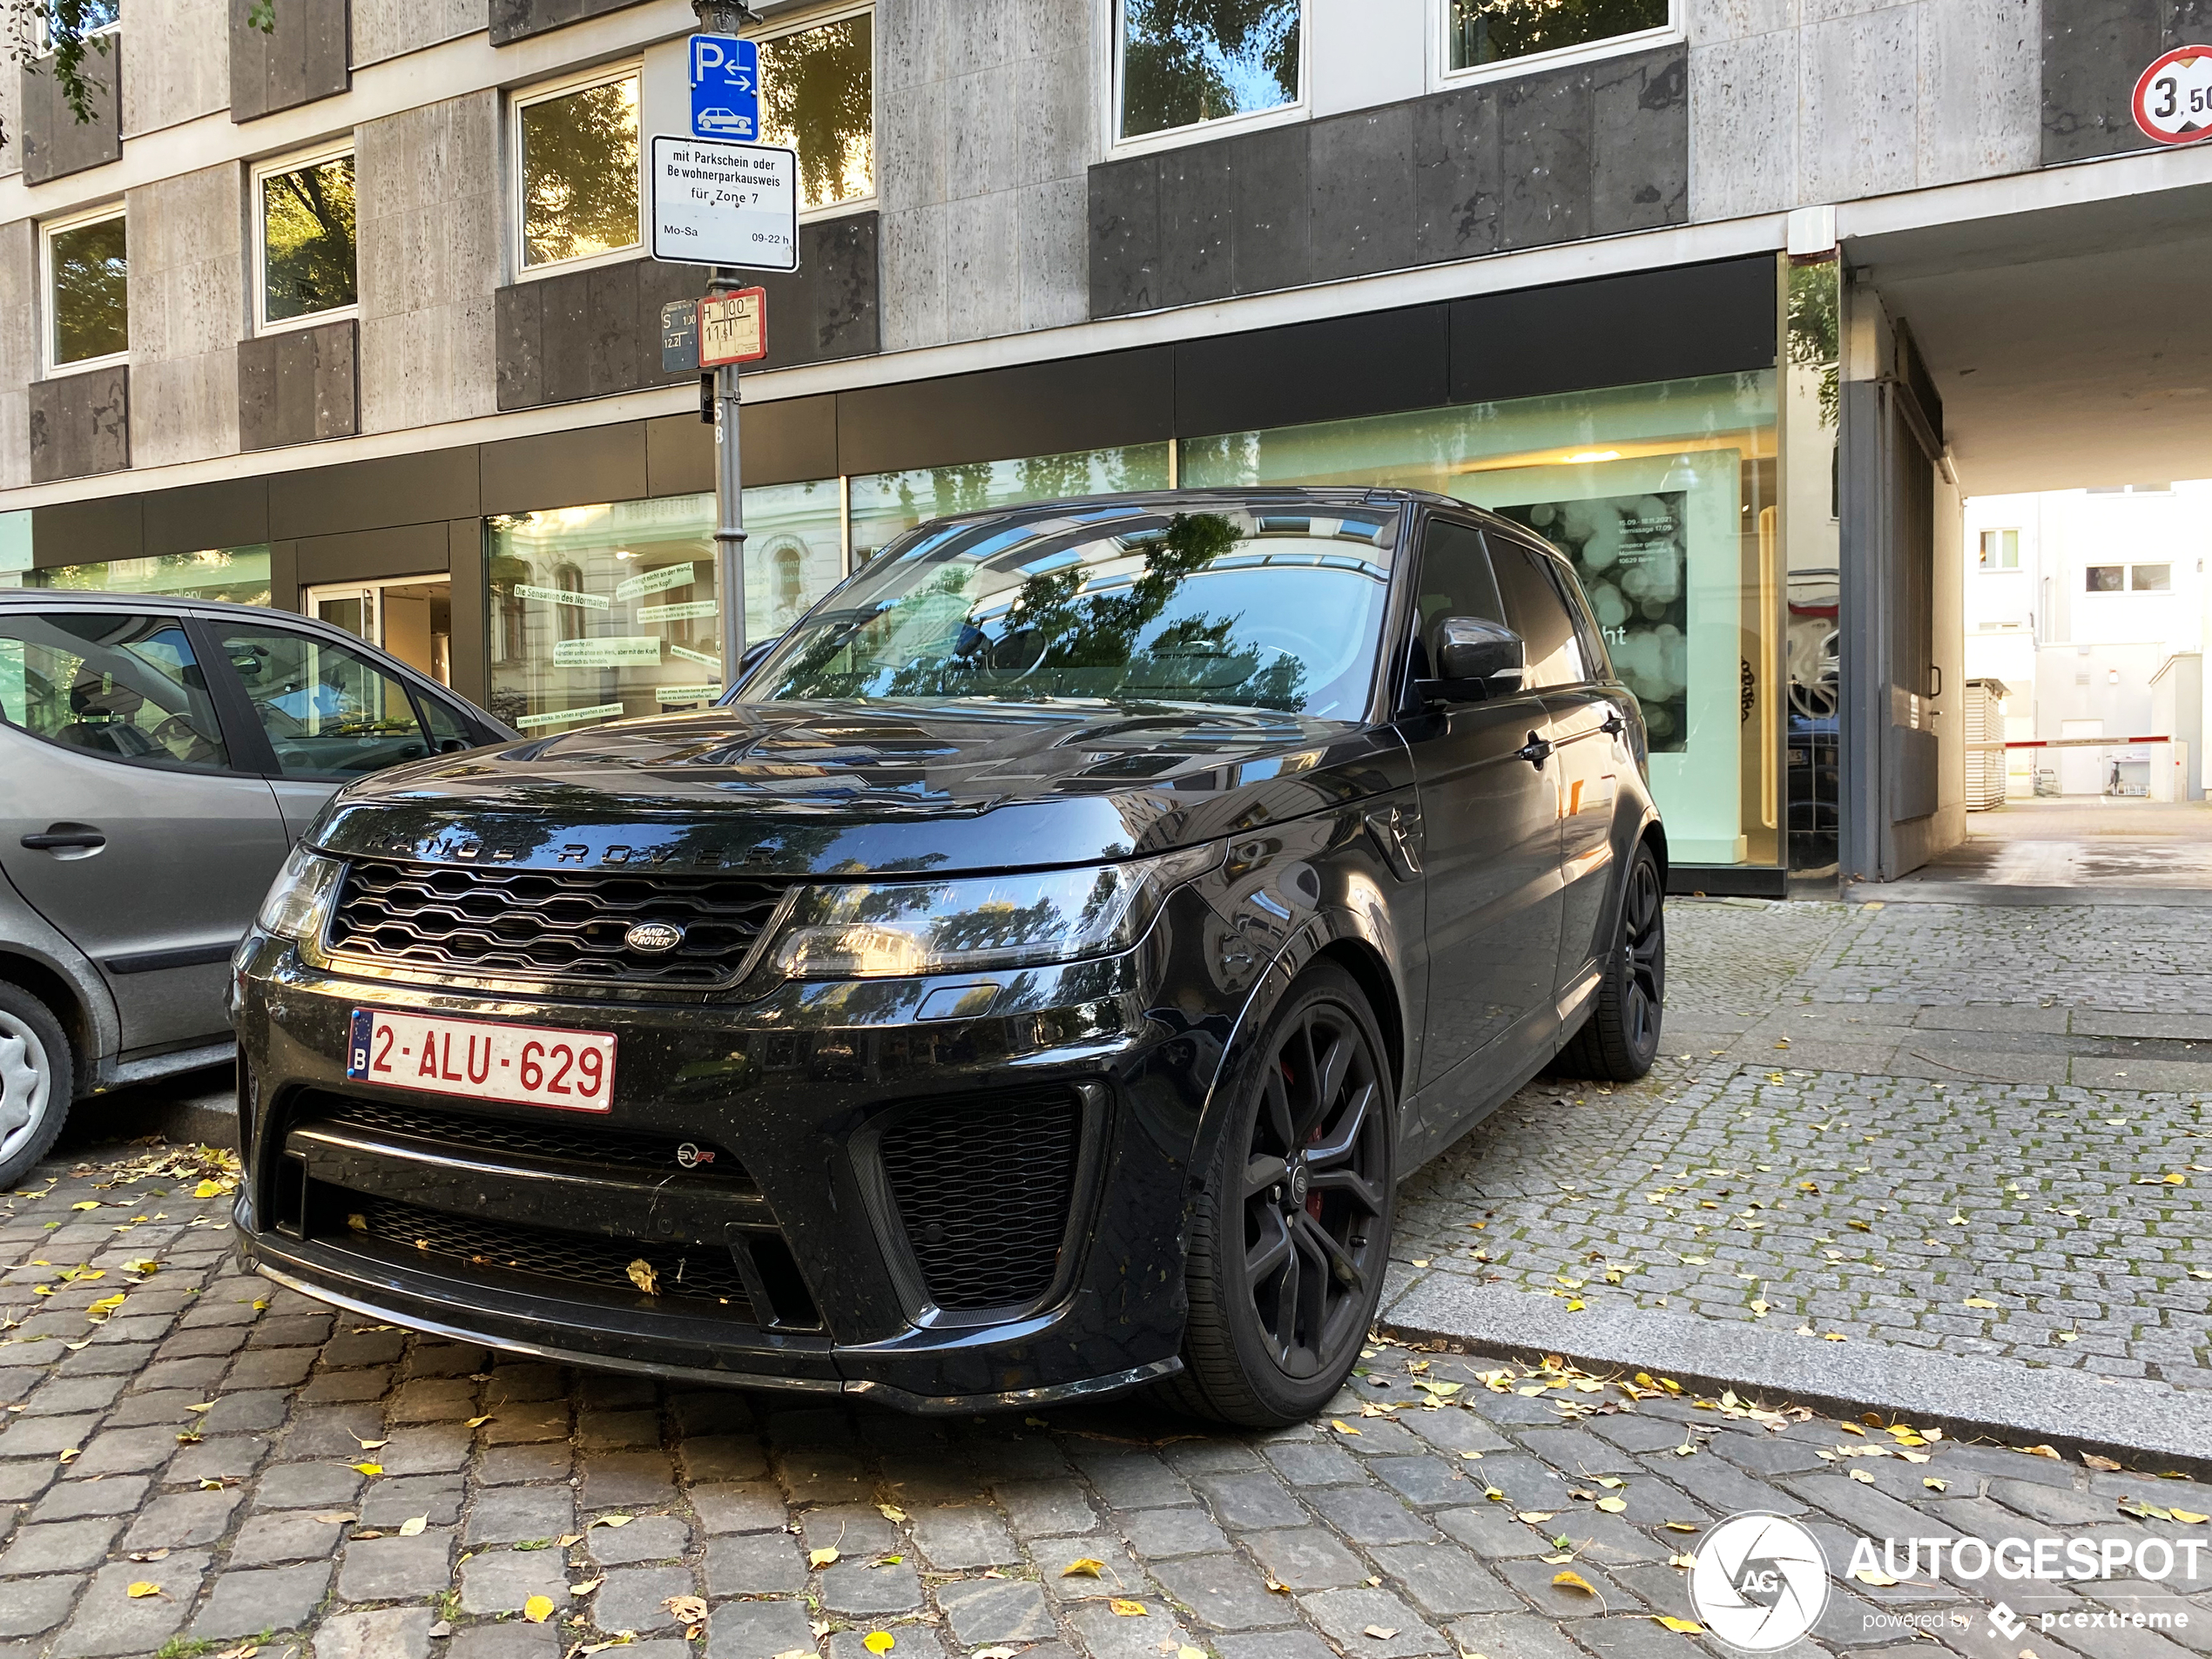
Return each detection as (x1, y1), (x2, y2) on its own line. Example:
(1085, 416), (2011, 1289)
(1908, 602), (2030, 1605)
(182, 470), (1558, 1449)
(1395, 899), (2212, 1394)
(7, 1150), (2212, 1659)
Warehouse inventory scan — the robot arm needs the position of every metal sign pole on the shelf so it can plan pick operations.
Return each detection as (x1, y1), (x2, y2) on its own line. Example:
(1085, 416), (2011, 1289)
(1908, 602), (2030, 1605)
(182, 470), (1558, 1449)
(711, 268), (747, 691)
(694, 0), (760, 695)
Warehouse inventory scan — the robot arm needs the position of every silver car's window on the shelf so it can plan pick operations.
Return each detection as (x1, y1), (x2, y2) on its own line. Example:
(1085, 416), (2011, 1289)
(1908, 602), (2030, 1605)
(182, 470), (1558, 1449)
(0, 611), (231, 770)
(215, 626), (433, 779)
(745, 506), (1398, 719)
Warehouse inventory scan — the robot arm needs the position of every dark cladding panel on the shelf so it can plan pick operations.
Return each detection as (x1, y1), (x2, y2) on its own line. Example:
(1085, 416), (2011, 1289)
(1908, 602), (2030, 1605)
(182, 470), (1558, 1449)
(480, 423), (651, 516)
(2041, 0), (2162, 163)
(838, 349), (1175, 478)
(1308, 103), (1417, 284)
(1412, 84), (1501, 266)
(1589, 49), (1688, 236)
(1175, 307), (1450, 441)
(490, 0), (650, 45)
(644, 395), (839, 497)
(32, 494), (143, 568)
(21, 41), (122, 185)
(145, 477), (271, 556)
(1497, 66), (1592, 250)
(1089, 154), (1162, 319)
(1155, 143), (1234, 311)
(269, 448), (480, 540)
(1231, 123), (1312, 297)
(1450, 256), (1777, 406)
(498, 222), (875, 413)
(239, 319), (360, 452)
(230, 0), (349, 124)
(293, 522), (451, 587)
(30, 366), (131, 483)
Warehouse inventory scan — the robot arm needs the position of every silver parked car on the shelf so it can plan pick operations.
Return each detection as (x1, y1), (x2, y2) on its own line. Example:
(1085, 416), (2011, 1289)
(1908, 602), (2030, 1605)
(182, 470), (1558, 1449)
(0, 591), (516, 1183)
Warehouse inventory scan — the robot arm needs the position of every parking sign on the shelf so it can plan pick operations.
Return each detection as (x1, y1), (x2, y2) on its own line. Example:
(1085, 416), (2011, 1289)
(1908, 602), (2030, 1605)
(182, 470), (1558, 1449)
(689, 33), (759, 142)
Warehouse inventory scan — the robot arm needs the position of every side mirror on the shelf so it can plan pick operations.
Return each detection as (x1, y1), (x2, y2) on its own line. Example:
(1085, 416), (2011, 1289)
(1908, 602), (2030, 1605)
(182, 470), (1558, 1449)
(1424, 617), (1525, 700)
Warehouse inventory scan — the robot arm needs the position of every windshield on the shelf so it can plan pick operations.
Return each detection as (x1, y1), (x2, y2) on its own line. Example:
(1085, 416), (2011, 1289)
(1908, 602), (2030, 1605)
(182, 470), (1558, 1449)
(741, 502), (1398, 718)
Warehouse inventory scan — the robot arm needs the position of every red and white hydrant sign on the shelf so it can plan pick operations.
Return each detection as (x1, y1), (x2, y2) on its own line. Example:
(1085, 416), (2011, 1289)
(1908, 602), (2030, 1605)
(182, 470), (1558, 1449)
(2133, 46), (2212, 144)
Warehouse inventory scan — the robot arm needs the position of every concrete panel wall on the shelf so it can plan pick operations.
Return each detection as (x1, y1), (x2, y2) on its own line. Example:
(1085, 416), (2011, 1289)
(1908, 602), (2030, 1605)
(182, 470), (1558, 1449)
(125, 0), (230, 136)
(125, 164), (244, 471)
(0, 57), (18, 179)
(356, 91), (502, 435)
(1310, 0), (1426, 118)
(880, 0), (1095, 351)
(1689, 0), (2040, 215)
(0, 222), (34, 492)
(353, 0), (485, 68)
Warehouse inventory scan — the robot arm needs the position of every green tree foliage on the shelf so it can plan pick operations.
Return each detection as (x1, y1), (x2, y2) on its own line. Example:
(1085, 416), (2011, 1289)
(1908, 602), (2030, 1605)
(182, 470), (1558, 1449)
(1447, 0), (1665, 69)
(263, 156), (357, 321)
(521, 78), (640, 267)
(5, 0), (271, 145)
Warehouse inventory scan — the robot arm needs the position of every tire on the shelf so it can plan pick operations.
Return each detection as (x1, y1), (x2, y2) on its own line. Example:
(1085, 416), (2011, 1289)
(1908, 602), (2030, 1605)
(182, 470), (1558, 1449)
(0, 981), (73, 1189)
(1165, 961), (1396, 1428)
(1554, 841), (1665, 1082)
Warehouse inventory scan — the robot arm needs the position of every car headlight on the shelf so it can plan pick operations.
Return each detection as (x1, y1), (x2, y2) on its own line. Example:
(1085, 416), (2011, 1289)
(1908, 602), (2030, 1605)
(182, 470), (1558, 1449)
(769, 843), (1221, 981)
(255, 845), (343, 945)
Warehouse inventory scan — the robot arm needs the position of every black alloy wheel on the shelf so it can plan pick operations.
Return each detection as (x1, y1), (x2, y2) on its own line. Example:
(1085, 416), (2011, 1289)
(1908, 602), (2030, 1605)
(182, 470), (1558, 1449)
(1168, 962), (1395, 1426)
(1556, 840), (1666, 1081)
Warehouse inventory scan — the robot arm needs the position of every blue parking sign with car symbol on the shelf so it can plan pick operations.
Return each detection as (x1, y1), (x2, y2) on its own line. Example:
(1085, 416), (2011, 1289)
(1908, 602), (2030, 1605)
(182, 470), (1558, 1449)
(690, 34), (760, 142)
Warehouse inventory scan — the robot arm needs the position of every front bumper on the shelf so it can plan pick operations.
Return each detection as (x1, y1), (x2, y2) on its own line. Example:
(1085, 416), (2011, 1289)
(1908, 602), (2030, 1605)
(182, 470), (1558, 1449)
(233, 894), (1238, 1409)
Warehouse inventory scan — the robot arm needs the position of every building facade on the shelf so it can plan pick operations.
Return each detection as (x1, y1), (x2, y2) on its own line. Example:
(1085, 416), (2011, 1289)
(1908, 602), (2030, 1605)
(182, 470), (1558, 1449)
(0, 0), (2206, 890)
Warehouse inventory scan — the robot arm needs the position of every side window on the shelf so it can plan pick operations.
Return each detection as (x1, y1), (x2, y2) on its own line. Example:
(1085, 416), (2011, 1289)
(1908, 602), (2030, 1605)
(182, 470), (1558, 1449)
(215, 626), (431, 779)
(1545, 556), (1615, 684)
(0, 611), (230, 770)
(1410, 519), (1507, 679)
(416, 691), (478, 752)
(1489, 536), (1588, 690)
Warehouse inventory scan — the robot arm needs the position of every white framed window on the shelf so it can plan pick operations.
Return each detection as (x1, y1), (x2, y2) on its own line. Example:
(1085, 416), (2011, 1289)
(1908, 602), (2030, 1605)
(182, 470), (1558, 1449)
(252, 143), (358, 334)
(1977, 529), (2020, 571)
(513, 62), (643, 278)
(754, 3), (876, 218)
(41, 202), (127, 377)
(2132, 563), (2172, 591)
(35, 0), (119, 51)
(1110, 0), (1306, 154)
(1432, 0), (1677, 89)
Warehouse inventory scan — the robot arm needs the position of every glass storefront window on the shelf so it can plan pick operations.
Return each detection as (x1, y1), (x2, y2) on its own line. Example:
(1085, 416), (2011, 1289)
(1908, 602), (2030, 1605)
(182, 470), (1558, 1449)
(1183, 374), (1780, 867)
(486, 482), (843, 732)
(850, 444), (1174, 565)
(24, 548), (273, 607)
(760, 10), (874, 212)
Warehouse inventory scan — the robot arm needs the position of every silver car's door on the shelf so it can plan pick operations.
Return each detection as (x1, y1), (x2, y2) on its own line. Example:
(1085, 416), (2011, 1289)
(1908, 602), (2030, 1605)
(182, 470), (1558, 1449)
(0, 609), (289, 1051)
(204, 621), (439, 840)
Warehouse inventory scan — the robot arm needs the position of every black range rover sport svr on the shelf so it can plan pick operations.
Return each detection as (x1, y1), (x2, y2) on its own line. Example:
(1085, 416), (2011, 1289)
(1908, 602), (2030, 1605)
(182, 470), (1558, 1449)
(232, 488), (1666, 1426)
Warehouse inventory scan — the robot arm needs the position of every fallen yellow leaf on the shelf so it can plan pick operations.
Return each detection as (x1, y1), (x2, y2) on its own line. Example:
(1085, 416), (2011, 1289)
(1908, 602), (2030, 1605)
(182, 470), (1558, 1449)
(398, 1516), (427, 1537)
(1654, 1616), (1703, 1635)
(1062, 1558), (1105, 1577)
(808, 1547), (840, 1568)
(72, 1200), (99, 1211)
(626, 1258), (659, 1294)
(1331, 1420), (1359, 1435)
(2171, 1509), (2209, 1525)
(126, 1581), (161, 1599)
(1109, 1599), (1147, 1617)
(1963, 1298), (1998, 1310)
(664, 1595), (708, 1624)
(1552, 1571), (1596, 1595)
(570, 1579), (604, 1596)
(523, 1594), (555, 1622)
(863, 1635), (895, 1656)
(1852, 1568), (1898, 1587)
(350, 1463), (382, 1476)
(878, 1504), (907, 1522)
(465, 1415), (493, 1428)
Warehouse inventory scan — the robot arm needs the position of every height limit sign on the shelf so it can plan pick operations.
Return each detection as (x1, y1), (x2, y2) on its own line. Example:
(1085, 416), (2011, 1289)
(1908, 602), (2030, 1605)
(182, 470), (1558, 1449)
(650, 136), (798, 272)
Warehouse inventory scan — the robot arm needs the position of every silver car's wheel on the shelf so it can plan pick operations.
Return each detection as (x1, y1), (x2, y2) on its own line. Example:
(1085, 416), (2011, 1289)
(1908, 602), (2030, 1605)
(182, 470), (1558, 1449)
(0, 986), (71, 1185)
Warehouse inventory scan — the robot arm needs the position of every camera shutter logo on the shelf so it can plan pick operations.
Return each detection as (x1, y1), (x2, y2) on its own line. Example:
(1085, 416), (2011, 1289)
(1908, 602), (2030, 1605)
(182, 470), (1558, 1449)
(1689, 1513), (1830, 1651)
(624, 921), (685, 954)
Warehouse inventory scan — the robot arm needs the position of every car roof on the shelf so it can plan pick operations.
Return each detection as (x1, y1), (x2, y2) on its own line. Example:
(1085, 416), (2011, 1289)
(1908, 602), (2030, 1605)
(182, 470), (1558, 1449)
(894, 485), (1467, 530)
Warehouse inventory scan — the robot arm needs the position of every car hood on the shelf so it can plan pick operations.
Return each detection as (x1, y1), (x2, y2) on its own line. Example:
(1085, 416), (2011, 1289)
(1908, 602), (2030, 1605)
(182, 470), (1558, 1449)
(311, 698), (1412, 876)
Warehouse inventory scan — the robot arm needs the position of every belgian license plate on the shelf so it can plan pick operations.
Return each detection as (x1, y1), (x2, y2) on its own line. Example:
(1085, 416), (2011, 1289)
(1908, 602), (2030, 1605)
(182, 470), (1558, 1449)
(346, 1009), (616, 1112)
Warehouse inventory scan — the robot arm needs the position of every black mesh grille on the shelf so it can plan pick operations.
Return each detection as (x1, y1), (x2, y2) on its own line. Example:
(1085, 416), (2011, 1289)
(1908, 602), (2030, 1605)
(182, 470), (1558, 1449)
(327, 860), (789, 987)
(292, 1090), (752, 1187)
(879, 1089), (1082, 1311)
(325, 1188), (755, 1313)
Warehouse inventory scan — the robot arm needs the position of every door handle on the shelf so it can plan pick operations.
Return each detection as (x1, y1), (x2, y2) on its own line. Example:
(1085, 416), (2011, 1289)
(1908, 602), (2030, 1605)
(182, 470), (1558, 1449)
(1515, 733), (1552, 768)
(1600, 711), (1626, 738)
(22, 826), (106, 852)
